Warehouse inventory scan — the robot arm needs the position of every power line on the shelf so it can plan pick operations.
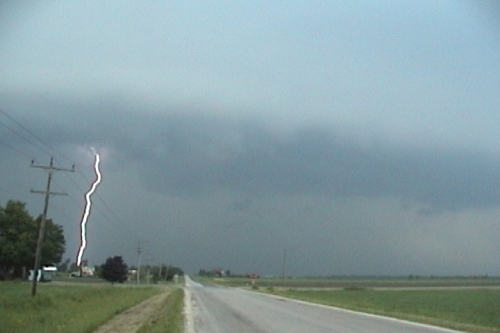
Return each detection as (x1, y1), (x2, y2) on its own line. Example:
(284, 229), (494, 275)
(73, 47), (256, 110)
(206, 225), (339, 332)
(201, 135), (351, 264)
(0, 138), (35, 159)
(1, 107), (142, 262)
(0, 108), (78, 166)
(51, 177), (137, 245)
(0, 117), (53, 157)
(0, 108), (108, 219)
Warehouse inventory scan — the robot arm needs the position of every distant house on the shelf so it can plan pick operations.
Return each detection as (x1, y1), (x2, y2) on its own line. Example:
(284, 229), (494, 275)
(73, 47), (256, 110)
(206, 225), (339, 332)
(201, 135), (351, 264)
(69, 266), (95, 277)
(213, 269), (226, 277)
(81, 266), (95, 277)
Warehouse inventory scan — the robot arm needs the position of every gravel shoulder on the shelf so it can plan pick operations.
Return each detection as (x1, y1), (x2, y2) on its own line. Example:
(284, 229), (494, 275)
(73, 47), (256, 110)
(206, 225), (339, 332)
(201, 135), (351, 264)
(92, 287), (173, 333)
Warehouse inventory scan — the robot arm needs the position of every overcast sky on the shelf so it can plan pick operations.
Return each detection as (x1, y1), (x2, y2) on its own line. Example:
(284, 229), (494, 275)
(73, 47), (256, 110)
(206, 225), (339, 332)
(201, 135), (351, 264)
(1, 1), (499, 277)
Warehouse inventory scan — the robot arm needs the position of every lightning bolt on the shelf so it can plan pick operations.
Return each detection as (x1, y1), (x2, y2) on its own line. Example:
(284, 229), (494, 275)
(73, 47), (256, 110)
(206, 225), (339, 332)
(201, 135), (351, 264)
(76, 150), (102, 266)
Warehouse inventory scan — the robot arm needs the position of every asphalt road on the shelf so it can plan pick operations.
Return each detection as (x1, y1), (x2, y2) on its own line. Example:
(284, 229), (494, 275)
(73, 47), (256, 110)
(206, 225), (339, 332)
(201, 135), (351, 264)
(184, 276), (463, 333)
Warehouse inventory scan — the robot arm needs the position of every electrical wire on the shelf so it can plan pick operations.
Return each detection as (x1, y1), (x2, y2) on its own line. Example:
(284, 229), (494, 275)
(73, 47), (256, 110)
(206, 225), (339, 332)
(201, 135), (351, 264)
(0, 107), (141, 252)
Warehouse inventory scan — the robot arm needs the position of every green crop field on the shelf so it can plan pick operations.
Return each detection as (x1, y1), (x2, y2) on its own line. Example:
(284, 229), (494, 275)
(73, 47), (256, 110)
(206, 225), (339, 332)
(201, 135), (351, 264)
(0, 282), (163, 333)
(267, 288), (500, 333)
(194, 275), (500, 289)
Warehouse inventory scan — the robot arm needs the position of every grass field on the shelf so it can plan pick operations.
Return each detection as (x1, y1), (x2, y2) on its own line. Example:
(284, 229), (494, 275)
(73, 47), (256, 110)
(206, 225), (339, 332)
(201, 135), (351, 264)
(266, 288), (500, 333)
(194, 275), (500, 289)
(0, 282), (162, 333)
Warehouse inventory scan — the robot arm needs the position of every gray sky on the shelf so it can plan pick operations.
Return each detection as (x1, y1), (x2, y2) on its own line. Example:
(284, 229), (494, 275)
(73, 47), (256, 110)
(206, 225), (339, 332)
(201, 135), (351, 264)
(1, 1), (499, 277)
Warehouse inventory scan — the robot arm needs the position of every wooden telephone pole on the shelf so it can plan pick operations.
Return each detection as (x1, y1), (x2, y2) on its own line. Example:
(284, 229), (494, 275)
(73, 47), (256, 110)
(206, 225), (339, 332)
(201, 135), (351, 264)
(30, 157), (74, 296)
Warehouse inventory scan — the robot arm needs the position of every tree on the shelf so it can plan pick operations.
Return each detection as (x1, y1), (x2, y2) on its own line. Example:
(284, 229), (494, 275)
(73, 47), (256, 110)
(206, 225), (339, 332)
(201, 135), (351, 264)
(0, 200), (35, 279)
(35, 216), (66, 267)
(57, 258), (71, 272)
(164, 265), (184, 281)
(100, 256), (128, 283)
(149, 264), (184, 283)
(0, 200), (66, 280)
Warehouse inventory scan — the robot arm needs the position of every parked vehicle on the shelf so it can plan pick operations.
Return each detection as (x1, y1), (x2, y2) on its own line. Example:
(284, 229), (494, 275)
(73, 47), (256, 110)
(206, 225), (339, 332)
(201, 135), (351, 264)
(28, 268), (54, 282)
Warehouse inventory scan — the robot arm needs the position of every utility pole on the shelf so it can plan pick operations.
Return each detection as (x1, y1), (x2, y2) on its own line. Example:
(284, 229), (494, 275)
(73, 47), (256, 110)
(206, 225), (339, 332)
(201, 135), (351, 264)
(146, 258), (150, 285)
(145, 252), (153, 285)
(282, 249), (287, 288)
(136, 241), (142, 285)
(30, 157), (74, 296)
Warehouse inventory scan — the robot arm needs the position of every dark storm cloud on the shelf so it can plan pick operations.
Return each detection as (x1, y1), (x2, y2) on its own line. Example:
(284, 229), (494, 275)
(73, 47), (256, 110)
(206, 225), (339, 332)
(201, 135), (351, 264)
(3, 94), (499, 213)
(2, 1), (500, 277)
(140, 120), (500, 213)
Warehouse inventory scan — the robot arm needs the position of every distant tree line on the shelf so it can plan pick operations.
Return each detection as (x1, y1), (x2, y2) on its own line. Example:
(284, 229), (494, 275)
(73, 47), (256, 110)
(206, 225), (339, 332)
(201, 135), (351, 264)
(0, 200), (65, 280)
(148, 264), (184, 283)
(165, 265), (184, 280)
(198, 268), (231, 277)
(99, 257), (184, 284)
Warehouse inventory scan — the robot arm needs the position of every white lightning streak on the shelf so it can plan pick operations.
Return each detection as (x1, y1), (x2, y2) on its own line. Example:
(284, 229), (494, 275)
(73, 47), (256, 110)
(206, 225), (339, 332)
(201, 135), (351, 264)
(76, 151), (102, 266)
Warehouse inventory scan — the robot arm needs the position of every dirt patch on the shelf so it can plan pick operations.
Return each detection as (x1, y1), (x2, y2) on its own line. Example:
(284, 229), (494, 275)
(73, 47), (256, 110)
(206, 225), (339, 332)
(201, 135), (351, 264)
(92, 288), (173, 333)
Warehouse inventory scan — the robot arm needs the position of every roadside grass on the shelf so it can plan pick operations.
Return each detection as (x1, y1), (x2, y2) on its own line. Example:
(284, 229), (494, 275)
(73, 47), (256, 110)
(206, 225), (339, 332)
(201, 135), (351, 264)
(267, 288), (500, 333)
(137, 287), (184, 333)
(0, 282), (161, 333)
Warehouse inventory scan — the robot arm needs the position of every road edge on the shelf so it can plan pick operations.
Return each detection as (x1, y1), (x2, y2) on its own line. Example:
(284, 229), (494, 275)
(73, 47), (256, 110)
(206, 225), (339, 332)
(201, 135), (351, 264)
(183, 287), (195, 333)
